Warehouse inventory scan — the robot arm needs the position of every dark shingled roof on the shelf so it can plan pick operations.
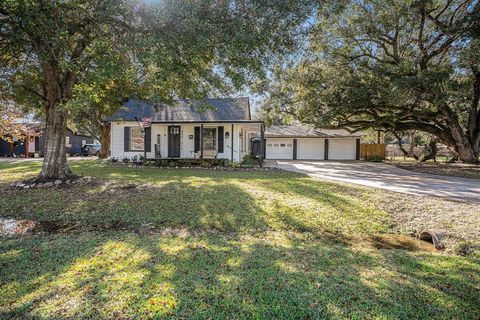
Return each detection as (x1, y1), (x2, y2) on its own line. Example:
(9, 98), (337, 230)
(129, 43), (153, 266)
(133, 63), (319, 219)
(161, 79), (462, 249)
(265, 125), (361, 138)
(107, 98), (252, 122)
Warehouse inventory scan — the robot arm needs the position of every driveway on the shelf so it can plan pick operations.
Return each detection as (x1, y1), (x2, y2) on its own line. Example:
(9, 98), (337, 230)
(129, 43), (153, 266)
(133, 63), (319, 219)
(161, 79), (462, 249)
(274, 160), (480, 202)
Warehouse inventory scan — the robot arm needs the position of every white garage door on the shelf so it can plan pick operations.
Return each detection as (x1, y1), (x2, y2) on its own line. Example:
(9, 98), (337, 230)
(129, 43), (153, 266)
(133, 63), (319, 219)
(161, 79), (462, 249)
(266, 138), (293, 159)
(297, 138), (324, 160)
(329, 139), (357, 160)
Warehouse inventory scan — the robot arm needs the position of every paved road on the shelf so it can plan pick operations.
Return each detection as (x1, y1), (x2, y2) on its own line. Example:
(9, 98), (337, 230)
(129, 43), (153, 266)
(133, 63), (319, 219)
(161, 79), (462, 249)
(275, 160), (480, 202)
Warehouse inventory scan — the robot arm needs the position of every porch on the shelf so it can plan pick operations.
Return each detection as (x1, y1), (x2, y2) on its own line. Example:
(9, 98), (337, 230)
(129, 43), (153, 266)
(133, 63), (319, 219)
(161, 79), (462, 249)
(111, 121), (265, 163)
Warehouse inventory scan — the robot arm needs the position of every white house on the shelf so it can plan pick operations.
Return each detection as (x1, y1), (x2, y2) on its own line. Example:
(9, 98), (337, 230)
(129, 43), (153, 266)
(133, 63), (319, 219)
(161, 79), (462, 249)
(107, 98), (361, 162)
(107, 98), (264, 162)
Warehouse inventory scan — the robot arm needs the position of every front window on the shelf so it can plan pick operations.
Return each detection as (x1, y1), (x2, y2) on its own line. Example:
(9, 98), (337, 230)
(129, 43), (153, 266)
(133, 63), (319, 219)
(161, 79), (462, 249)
(131, 127), (144, 151)
(202, 128), (217, 151)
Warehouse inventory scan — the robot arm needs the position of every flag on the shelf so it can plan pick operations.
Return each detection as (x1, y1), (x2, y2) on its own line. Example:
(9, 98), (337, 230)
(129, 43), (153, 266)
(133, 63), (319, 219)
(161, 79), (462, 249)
(139, 117), (152, 128)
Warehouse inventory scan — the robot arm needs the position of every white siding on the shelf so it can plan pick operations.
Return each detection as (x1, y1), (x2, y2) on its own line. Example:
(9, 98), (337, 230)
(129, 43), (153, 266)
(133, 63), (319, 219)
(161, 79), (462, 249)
(110, 122), (258, 162)
(110, 121), (155, 159)
(297, 138), (324, 160)
(265, 138), (294, 159)
(329, 138), (357, 160)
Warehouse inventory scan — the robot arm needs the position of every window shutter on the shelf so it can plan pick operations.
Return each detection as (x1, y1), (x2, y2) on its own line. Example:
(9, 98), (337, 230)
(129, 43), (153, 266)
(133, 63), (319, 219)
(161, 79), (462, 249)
(218, 126), (224, 153)
(124, 127), (130, 152)
(145, 127), (151, 152)
(194, 126), (200, 152)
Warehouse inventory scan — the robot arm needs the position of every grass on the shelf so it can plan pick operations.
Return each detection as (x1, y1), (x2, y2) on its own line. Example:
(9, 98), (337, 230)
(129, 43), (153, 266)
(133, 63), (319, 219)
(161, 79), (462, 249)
(1, 160), (479, 319)
(385, 160), (480, 180)
(0, 161), (390, 235)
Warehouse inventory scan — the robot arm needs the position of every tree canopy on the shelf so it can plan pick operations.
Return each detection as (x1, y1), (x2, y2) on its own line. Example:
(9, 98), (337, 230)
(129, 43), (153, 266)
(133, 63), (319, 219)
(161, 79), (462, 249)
(261, 0), (480, 163)
(1, 0), (316, 178)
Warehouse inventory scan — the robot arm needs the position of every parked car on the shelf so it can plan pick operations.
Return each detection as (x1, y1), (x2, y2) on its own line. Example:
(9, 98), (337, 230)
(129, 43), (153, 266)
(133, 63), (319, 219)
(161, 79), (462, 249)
(81, 144), (101, 156)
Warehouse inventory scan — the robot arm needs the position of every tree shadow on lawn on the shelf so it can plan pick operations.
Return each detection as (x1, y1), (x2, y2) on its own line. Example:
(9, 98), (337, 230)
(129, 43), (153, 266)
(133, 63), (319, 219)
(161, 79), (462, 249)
(0, 179), (267, 233)
(0, 173), (387, 237)
(1, 231), (479, 319)
(251, 177), (392, 236)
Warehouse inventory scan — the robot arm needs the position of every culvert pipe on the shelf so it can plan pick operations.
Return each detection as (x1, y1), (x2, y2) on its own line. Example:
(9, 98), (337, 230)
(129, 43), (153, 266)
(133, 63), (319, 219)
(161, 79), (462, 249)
(418, 229), (446, 248)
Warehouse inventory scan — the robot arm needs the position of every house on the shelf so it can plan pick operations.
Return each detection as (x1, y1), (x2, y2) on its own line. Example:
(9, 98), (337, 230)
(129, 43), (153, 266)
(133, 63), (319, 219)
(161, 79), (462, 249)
(0, 122), (39, 157)
(0, 122), (94, 157)
(107, 98), (264, 162)
(264, 125), (361, 160)
(36, 128), (94, 156)
(108, 98), (363, 162)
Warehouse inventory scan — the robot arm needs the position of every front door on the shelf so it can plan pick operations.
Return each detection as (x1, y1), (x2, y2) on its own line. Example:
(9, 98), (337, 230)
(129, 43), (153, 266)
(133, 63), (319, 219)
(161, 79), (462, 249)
(168, 126), (181, 158)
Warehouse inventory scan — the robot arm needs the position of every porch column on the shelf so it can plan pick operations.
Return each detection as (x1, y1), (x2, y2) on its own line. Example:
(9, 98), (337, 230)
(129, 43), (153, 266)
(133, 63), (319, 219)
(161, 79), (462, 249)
(231, 123), (234, 162)
(200, 123), (204, 159)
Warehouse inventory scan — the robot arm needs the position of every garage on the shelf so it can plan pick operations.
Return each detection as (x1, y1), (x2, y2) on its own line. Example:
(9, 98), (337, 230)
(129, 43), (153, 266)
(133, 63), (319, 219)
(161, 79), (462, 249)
(265, 125), (361, 161)
(329, 138), (357, 160)
(265, 138), (294, 159)
(297, 138), (324, 160)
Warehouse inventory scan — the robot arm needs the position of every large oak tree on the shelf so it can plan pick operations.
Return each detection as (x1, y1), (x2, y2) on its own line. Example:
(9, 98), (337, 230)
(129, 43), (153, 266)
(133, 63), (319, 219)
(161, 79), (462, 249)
(260, 0), (480, 163)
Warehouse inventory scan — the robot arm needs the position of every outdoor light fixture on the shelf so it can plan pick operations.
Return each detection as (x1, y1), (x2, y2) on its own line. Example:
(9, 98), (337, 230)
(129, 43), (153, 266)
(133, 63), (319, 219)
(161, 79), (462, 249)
(225, 132), (230, 139)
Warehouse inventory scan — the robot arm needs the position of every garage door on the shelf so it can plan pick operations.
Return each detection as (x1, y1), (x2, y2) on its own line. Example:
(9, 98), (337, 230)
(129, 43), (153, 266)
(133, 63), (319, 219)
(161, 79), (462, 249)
(329, 139), (357, 160)
(297, 138), (324, 160)
(265, 138), (293, 159)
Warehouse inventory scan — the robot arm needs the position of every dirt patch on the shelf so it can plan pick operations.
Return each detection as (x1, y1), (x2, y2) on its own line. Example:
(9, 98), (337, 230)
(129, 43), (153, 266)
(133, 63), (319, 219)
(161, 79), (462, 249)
(372, 190), (480, 254)
(0, 218), (38, 235)
(364, 234), (437, 252)
(389, 162), (480, 180)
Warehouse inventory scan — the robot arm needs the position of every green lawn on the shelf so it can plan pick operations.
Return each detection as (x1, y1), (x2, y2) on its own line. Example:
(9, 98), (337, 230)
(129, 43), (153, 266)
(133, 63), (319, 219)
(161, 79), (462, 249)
(1, 160), (479, 319)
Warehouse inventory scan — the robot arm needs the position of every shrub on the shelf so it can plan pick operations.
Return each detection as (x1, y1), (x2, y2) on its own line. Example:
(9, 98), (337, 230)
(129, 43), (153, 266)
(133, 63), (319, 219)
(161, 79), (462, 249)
(230, 161), (241, 168)
(242, 154), (255, 166)
(200, 161), (213, 168)
(122, 157), (130, 164)
(366, 156), (384, 162)
(242, 154), (263, 167)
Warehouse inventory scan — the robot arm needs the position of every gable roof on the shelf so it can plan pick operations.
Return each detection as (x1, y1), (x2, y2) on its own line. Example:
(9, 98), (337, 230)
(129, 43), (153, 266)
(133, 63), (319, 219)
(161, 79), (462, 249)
(107, 98), (253, 122)
(265, 125), (361, 138)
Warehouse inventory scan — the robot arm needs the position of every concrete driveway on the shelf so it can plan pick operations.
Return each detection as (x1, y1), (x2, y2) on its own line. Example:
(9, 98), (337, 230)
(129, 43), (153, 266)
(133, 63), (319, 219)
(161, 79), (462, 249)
(275, 160), (480, 202)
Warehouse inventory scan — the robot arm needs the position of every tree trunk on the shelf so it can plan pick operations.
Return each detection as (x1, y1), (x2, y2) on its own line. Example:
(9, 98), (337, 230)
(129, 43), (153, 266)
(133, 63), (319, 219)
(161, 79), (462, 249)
(408, 131), (416, 156)
(38, 105), (72, 180)
(420, 138), (438, 162)
(99, 123), (111, 159)
(455, 143), (478, 164)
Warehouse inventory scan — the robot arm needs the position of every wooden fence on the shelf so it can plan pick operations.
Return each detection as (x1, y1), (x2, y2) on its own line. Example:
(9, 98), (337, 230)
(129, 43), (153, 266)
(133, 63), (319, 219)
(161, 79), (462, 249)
(360, 143), (386, 159)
